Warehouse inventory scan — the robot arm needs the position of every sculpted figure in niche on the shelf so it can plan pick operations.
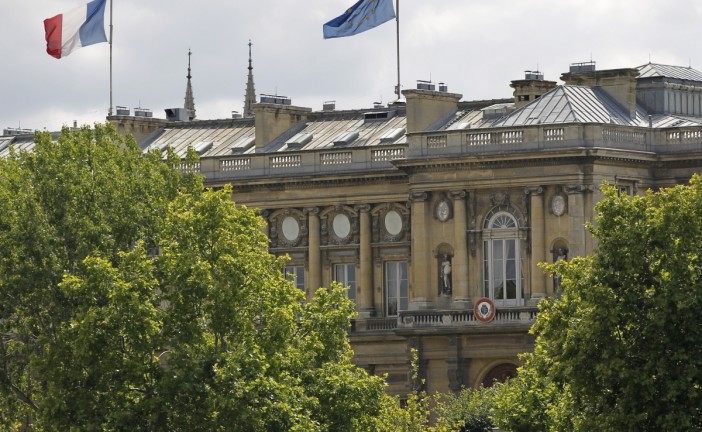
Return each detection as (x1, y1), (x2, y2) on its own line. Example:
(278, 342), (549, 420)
(439, 254), (452, 295)
(553, 247), (568, 291)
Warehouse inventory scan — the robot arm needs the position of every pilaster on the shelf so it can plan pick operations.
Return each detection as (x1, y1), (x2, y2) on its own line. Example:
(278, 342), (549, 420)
(409, 191), (432, 310)
(525, 186), (546, 303)
(450, 190), (471, 309)
(304, 207), (321, 299)
(355, 204), (375, 317)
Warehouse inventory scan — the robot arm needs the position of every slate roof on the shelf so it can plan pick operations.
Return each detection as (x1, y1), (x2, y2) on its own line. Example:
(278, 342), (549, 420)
(637, 63), (702, 82)
(140, 109), (407, 158)
(492, 86), (650, 127)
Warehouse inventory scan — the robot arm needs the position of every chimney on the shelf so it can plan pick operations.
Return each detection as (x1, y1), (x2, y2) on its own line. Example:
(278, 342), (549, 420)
(253, 98), (311, 150)
(402, 86), (462, 134)
(510, 71), (557, 109)
(561, 63), (639, 118)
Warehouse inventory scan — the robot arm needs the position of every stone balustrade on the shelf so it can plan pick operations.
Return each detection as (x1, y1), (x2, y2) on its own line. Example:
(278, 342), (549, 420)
(349, 307), (538, 333)
(192, 124), (702, 179)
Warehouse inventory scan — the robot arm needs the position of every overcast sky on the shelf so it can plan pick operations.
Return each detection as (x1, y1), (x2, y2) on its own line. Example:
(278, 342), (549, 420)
(3, 0), (702, 132)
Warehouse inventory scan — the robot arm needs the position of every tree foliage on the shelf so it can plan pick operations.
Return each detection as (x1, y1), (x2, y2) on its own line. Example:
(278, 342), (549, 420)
(493, 178), (702, 431)
(0, 125), (385, 431)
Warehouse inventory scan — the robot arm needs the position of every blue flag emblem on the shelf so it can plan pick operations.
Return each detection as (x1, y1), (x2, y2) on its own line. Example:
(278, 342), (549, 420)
(323, 0), (396, 39)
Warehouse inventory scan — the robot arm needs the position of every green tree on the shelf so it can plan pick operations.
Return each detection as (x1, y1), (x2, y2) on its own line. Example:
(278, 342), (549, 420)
(0, 125), (385, 431)
(433, 386), (497, 432)
(494, 178), (702, 431)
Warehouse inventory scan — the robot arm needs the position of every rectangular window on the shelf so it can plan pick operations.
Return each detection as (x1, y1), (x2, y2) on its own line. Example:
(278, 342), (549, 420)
(385, 261), (408, 317)
(284, 266), (305, 290)
(333, 263), (357, 302)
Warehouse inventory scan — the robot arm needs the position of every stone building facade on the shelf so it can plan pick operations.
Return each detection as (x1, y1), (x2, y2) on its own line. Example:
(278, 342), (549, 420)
(103, 61), (702, 396)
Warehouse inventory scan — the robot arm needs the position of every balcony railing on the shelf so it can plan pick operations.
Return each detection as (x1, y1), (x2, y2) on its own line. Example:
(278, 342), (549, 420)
(194, 124), (702, 182)
(349, 307), (538, 333)
(397, 307), (537, 329)
(413, 124), (702, 157)
(199, 144), (406, 181)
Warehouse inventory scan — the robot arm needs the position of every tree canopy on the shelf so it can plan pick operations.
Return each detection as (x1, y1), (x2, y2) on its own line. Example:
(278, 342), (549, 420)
(493, 178), (702, 431)
(0, 125), (385, 431)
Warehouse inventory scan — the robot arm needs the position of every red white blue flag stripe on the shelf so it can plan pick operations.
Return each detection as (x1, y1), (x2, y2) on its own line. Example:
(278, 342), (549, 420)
(44, 0), (108, 59)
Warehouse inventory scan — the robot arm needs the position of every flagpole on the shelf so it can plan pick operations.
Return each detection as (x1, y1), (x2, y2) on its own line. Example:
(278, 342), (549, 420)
(395, 0), (401, 101)
(108, 0), (113, 116)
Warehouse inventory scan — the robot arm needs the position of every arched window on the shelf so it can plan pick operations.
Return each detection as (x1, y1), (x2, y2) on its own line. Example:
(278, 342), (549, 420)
(483, 210), (524, 307)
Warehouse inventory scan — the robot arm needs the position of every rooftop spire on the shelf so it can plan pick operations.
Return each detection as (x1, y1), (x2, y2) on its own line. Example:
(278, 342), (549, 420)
(243, 40), (257, 118)
(184, 49), (196, 120)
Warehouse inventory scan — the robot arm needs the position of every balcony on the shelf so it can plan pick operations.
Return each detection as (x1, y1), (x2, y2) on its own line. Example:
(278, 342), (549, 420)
(413, 124), (702, 157)
(198, 145), (407, 181)
(193, 124), (702, 182)
(349, 307), (538, 334)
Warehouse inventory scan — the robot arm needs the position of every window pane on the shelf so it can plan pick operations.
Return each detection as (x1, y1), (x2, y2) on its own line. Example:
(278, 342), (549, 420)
(334, 264), (357, 302)
(385, 261), (407, 316)
(284, 266), (305, 290)
(506, 280), (517, 299)
(506, 257), (516, 280)
(494, 240), (504, 260)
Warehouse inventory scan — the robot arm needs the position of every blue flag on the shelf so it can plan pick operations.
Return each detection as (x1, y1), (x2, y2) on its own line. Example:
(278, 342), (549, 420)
(323, 0), (396, 39)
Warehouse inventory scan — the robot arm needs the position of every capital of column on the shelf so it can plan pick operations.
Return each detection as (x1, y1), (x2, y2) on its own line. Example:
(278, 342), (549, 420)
(409, 191), (429, 202)
(524, 186), (545, 196)
(449, 190), (467, 200)
(354, 204), (371, 213)
(303, 207), (320, 216)
(565, 184), (593, 194)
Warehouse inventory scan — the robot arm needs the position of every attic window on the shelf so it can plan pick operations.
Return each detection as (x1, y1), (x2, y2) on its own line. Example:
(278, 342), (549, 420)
(286, 132), (313, 150)
(333, 131), (359, 146)
(364, 110), (396, 122)
(193, 141), (213, 155)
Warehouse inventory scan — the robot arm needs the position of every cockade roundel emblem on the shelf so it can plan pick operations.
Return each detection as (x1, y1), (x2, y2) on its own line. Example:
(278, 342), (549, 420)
(474, 298), (496, 323)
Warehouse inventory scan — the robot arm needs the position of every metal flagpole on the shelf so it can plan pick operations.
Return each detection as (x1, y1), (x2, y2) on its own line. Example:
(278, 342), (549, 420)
(108, 0), (113, 116)
(395, 0), (401, 100)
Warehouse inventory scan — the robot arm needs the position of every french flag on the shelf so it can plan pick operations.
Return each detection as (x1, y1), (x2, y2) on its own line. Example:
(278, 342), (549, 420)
(44, 0), (108, 59)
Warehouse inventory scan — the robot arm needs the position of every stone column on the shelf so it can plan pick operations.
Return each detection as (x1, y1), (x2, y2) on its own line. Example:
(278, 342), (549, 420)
(355, 204), (374, 317)
(526, 186), (546, 302)
(450, 190), (470, 309)
(305, 207), (321, 298)
(409, 192), (431, 310)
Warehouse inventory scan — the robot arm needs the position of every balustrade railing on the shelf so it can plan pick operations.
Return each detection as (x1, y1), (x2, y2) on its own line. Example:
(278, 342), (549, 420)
(194, 124), (702, 181)
(397, 307), (537, 329)
(348, 307), (538, 333)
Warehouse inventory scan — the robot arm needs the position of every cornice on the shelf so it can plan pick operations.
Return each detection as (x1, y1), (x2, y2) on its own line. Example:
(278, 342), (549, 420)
(207, 172), (408, 192)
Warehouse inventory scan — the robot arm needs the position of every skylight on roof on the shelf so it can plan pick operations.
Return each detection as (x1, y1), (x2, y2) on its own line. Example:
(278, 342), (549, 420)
(286, 133), (313, 149)
(231, 136), (255, 153)
(333, 131), (359, 146)
(194, 141), (213, 155)
(379, 128), (406, 142)
(144, 142), (167, 153)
